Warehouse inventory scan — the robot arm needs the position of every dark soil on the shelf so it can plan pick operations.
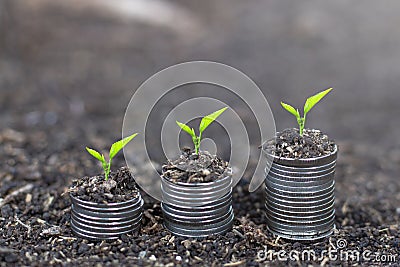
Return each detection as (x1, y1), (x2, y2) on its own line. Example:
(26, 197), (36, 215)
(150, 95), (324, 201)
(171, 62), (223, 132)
(264, 128), (336, 159)
(69, 167), (139, 203)
(162, 148), (230, 184)
(1, 132), (399, 266)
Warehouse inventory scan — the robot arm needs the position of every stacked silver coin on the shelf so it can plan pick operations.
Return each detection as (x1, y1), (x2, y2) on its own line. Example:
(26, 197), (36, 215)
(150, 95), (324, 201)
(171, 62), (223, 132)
(70, 193), (143, 241)
(161, 171), (234, 238)
(264, 146), (337, 240)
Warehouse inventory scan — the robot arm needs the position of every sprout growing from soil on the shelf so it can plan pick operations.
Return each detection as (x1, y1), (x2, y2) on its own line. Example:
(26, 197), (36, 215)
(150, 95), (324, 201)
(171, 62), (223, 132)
(281, 88), (332, 136)
(85, 133), (138, 180)
(176, 107), (228, 154)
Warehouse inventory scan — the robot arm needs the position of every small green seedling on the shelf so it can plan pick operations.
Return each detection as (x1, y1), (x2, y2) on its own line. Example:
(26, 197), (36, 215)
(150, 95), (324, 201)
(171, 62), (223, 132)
(176, 107), (228, 154)
(281, 88), (332, 136)
(85, 133), (138, 180)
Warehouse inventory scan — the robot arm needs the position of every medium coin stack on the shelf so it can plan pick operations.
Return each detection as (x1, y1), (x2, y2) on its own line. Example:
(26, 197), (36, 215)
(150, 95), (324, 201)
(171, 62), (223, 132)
(161, 172), (234, 238)
(265, 146), (337, 240)
(70, 193), (143, 241)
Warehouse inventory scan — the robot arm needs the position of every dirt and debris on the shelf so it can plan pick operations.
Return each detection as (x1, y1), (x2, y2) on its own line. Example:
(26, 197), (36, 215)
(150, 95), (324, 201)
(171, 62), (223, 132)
(162, 148), (230, 183)
(69, 167), (139, 203)
(264, 128), (336, 159)
(0, 128), (399, 265)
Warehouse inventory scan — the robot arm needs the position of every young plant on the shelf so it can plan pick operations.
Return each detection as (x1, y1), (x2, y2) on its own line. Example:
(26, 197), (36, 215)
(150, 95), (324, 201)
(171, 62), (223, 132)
(85, 133), (138, 180)
(281, 88), (332, 136)
(176, 107), (228, 154)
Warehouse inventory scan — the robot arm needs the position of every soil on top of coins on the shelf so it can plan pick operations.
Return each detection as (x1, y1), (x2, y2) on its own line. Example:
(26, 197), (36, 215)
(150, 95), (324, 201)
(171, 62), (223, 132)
(69, 167), (139, 203)
(162, 148), (230, 184)
(263, 128), (336, 159)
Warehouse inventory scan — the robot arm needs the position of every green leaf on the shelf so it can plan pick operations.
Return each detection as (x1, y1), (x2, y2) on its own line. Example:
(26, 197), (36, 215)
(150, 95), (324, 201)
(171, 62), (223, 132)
(109, 133), (138, 160)
(199, 107), (228, 134)
(176, 121), (196, 138)
(303, 88), (332, 115)
(280, 102), (300, 119)
(86, 147), (105, 163)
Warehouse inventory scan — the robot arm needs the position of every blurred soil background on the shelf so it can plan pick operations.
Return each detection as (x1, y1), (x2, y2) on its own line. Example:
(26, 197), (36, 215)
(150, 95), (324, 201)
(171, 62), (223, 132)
(0, 0), (399, 266)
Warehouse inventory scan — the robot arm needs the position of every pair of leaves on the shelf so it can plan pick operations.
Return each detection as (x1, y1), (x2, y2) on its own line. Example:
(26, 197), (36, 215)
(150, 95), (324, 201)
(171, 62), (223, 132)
(176, 107), (228, 153)
(280, 88), (332, 135)
(177, 107), (228, 138)
(85, 133), (138, 179)
(86, 133), (138, 163)
(281, 88), (332, 119)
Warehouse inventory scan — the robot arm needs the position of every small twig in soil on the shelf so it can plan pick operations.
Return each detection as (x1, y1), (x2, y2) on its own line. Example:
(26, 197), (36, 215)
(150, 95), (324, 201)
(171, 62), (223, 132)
(58, 250), (67, 259)
(60, 207), (71, 214)
(14, 215), (31, 236)
(22, 206), (33, 216)
(328, 236), (336, 249)
(146, 223), (159, 231)
(320, 257), (329, 266)
(41, 226), (61, 236)
(341, 200), (349, 214)
(0, 183), (34, 208)
(187, 174), (197, 183)
(193, 256), (203, 262)
(223, 259), (247, 266)
(264, 239), (284, 248)
(36, 218), (47, 225)
(232, 229), (245, 239)
(144, 210), (157, 224)
(53, 257), (63, 263)
(62, 187), (76, 196)
(222, 247), (230, 259)
(43, 195), (55, 211)
(58, 236), (77, 241)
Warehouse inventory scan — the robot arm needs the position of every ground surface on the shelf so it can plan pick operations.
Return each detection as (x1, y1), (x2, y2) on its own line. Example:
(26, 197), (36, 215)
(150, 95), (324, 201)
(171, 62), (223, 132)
(1, 1), (400, 266)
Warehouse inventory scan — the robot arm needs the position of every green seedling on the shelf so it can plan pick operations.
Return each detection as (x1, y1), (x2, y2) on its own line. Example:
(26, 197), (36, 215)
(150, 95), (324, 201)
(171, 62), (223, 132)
(85, 133), (138, 180)
(281, 88), (332, 136)
(176, 107), (228, 154)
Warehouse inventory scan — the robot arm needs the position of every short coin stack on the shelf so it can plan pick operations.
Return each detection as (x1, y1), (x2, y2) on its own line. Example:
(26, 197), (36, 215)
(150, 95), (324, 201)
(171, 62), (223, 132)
(161, 172), (234, 238)
(70, 193), (143, 241)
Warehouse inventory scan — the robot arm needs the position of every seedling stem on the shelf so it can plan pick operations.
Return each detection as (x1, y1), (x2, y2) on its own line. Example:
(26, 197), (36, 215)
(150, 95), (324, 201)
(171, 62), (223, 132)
(176, 107), (228, 154)
(85, 133), (138, 180)
(281, 88), (332, 136)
